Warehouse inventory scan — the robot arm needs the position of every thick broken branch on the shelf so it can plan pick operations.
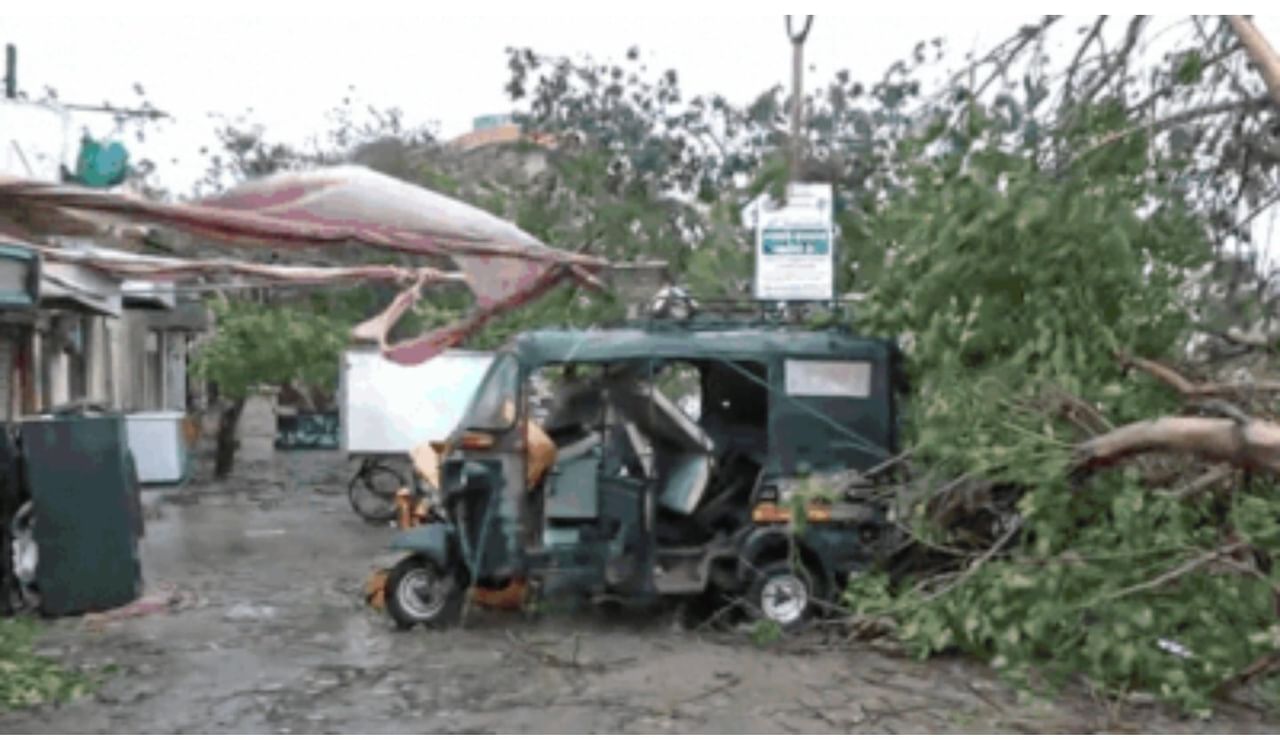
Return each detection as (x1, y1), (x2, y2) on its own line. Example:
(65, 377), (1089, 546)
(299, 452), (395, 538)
(1236, 188), (1280, 233)
(918, 515), (1023, 605)
(1091, 542), (1247, 605)
(1041, 387), (1114, 436)
(1227, 15), (1280, 107)
(1119, 353), (1280, 396)
(1077, 415), (1280, 474)
(1124, 41), (1245, 115)
(1223, 326), (1280, 349)
(1078, 16), (1147, 105)
(973, 19), (1059, 99)
(1167, 465), (1234, 500)
(1062, 17), (1110, 106)
(1216, 651), (1280, 698)
(921, 16), (1062, 111)
(1065, 94), (1273, 169)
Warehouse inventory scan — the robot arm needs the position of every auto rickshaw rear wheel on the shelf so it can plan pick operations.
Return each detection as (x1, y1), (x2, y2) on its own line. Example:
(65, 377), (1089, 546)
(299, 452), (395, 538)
(348, 458), (407, 524)
(385, 555), (463, 630)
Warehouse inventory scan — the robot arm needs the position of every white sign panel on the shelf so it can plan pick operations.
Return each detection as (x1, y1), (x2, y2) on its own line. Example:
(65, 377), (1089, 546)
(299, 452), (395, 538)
(785, 359), (872, 398)
(340, 348), (494, 455)
(752, 182), (835, 302)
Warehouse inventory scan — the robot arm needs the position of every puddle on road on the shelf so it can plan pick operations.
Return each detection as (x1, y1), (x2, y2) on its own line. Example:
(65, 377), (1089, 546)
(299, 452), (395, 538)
(141, 497), (254, 580)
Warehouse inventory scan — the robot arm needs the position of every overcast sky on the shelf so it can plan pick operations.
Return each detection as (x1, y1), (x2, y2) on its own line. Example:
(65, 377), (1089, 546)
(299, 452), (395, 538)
(5, 6), (1280, 208)
(3, 8), (1004, 193)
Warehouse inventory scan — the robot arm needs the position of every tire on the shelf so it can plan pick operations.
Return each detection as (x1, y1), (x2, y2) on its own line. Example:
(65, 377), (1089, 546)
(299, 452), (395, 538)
(747, 560), (816, 631)
(348, 459), (405, 524)
(384, 555), (464, 630)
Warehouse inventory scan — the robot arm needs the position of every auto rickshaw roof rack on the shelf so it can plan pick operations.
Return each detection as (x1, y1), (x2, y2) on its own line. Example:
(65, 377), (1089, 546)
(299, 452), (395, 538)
(618, 286), (860, 332)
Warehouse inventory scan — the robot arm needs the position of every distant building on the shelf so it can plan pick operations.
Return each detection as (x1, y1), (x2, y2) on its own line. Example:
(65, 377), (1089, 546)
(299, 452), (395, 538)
(448, 113), (556, 153)
(0, 99), (206, 420)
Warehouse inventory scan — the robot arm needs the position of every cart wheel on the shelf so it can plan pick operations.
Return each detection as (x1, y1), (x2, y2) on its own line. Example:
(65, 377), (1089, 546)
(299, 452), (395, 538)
(748, 561), (816, 631)
(348, 459), (405, 524)
(385, 556), (463, 630)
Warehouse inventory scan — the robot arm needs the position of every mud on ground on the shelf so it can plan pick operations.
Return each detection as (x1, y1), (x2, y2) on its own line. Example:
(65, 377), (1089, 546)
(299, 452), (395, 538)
(1, 450), (1276, 733)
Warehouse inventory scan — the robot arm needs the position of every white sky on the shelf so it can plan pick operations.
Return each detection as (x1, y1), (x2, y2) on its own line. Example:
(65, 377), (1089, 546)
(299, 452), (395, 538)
(4, 6), (1006, 194)
(4, 3), (1280, 223)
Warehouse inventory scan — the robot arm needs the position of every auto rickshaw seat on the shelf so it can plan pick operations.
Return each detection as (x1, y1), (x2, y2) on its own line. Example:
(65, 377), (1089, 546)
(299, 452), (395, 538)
(545, 431), (602, 521)
(604, 379), (715, 516)
(656, 451), (712, 516)
(603, 379), (713, 454)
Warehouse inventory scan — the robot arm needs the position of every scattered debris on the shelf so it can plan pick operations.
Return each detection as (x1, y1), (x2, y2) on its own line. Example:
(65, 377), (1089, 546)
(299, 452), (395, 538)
(81, 583), (196, 631)
(364, 569), (388, 611)
(1158, 638), (1195, 660)
(503, 630), (635, 673)
(223, 603), (278, 623)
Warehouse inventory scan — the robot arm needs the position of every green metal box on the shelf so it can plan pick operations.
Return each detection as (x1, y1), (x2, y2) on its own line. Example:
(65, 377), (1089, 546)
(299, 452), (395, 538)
(21, 413), (142, 616)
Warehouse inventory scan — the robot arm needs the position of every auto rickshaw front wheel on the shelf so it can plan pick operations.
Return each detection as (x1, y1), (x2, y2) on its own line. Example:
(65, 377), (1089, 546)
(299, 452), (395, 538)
(385, 555), (464, 630)
(748, 561), (817, 631)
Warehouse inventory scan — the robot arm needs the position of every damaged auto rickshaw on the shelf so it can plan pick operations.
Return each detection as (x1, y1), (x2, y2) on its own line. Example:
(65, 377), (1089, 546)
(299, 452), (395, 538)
(374, 316), (906, 630)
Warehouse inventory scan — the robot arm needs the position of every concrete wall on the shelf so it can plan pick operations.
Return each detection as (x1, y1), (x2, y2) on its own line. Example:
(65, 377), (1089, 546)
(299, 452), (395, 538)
(237, 391), (278, 462)
(17, 308), (194, 415)
(109, 309), (166, 412)
(44, 333), (69, 408)
(165, 333), (187, 411)
(34, 313), (108, 409)
(0, 321), (38, 421)
(86, 315), (112, 405)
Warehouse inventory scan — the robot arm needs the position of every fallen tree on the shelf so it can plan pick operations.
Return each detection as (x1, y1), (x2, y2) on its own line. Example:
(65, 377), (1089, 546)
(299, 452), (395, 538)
(1076, 355), (1280, 474)
(839, 32), (1280, 708)
(1079, 407), (1280, 476)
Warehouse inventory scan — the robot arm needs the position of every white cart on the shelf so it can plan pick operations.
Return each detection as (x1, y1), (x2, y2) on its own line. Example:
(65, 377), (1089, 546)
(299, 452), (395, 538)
(339, 348), (494, 522)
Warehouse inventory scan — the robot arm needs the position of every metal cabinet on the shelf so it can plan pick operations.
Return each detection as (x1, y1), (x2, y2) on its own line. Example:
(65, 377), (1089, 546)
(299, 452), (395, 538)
(20, 413), (141, 616)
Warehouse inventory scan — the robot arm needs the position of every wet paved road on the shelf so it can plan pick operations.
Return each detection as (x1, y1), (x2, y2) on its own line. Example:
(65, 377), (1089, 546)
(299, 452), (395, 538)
(1, 450), (1275, 733)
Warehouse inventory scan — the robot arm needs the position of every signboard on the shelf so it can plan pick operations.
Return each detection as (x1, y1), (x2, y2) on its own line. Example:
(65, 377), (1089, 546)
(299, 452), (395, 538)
(339, 348), (494, 455)
(784, 359), (872, 398)
(749, 182), (835, 302)
(0, 243), (40, 309)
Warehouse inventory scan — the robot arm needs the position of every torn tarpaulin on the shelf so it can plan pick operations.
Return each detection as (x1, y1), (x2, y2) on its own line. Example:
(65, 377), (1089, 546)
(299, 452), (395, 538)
(0, 166), (608, 364)
(352, 260), (582, 365)
(32, 242), (466, 287)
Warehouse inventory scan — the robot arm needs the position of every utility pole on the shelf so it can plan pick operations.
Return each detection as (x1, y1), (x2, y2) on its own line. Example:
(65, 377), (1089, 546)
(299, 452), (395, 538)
(1, 43), (167, 118)
(5, 44), (16, 99)
(786, 15), (814, 184)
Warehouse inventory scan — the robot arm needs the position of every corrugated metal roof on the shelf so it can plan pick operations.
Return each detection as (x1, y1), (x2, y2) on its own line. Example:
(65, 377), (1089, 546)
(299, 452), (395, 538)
(40, 261), (121, 317)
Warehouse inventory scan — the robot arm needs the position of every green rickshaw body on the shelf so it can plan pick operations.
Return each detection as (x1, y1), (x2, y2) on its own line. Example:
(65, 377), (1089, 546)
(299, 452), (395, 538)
(391, 321), (905, 625)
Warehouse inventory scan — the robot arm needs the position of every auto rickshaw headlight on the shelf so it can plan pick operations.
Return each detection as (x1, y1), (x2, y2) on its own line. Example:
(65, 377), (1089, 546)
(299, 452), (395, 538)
(460, 431), (496, 450)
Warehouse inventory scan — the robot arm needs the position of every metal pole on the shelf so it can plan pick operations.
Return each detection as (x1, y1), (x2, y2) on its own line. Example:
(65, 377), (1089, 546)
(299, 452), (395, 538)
(785, 16), (814, 184)
(5, 44), (16, 99)
(61, 103), (170, 120)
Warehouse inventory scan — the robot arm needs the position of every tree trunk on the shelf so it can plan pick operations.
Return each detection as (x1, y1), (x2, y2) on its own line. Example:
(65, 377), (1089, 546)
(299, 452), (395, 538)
(214, 398), (246, 479)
